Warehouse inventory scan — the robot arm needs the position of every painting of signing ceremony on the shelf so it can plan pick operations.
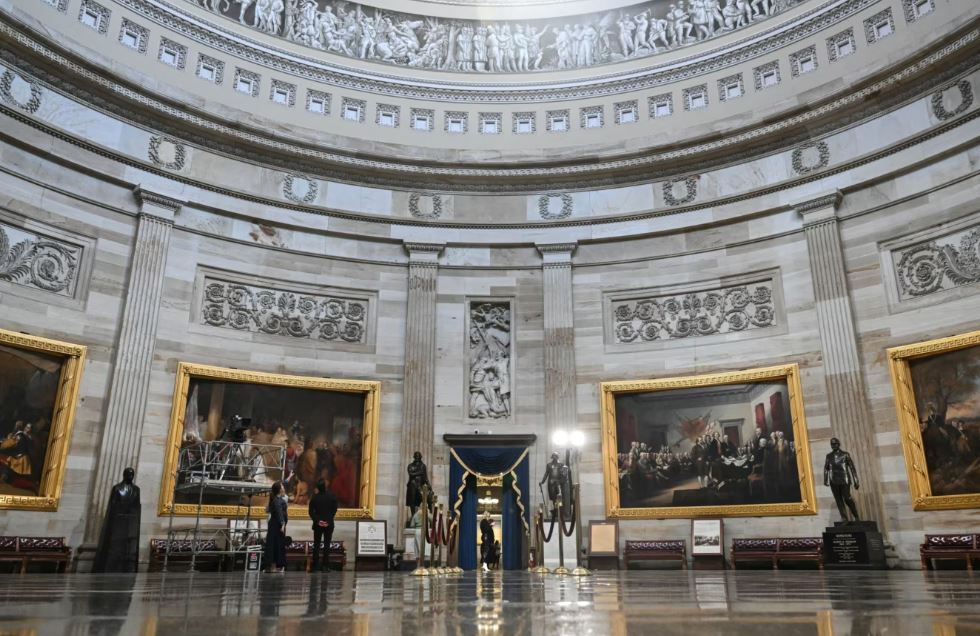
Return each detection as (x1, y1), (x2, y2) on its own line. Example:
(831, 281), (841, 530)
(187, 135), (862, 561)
(613, 379), (804, 512)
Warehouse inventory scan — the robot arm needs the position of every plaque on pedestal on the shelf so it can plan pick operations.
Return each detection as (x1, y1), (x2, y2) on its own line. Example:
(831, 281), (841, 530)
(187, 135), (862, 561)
(823, 521), (886, 569)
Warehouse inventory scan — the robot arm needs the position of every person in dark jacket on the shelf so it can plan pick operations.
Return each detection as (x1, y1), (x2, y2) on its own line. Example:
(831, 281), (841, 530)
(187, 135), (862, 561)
(308, 480), (339, 572)
(266, 481), (288, 573)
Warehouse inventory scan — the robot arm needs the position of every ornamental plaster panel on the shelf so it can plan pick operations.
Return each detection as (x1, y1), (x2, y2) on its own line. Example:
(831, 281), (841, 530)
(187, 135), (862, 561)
(197, 272), (376, 348)
(0, 219), (83, 298)
(602, 269), (785, 351)
(889, 220), (980, 301)
(0, 70), (42, 113)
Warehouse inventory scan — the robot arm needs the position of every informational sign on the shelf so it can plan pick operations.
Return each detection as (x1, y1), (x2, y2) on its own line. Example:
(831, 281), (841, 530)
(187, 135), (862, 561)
(691, 519), (723, 555)
(588, 521), (619, 556)
(246, 546), (262, 571)
(357, 520), (387, 557)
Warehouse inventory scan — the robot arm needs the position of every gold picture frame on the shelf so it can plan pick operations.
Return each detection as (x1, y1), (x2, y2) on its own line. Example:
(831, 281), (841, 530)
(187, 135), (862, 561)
(0, 327), (86, 511)
(600, 363), (817, 519)
(159, 362), (380, 519)
(887, 330), (980, 511)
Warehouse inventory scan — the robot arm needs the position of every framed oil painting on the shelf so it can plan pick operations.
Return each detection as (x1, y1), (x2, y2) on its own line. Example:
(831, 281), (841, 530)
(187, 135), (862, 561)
(0, 327), (86, 511)
(600, 364), (817, 519)
(888, 330), (980, 510)
(159, 362), (380, 519)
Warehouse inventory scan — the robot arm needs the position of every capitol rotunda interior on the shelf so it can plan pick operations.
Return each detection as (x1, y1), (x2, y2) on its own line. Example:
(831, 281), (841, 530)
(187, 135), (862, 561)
(0, 0), (979, 632)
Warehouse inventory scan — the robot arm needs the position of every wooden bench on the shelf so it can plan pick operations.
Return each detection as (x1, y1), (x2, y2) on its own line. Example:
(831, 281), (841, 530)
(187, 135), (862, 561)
(920, 534), (980, 571)
(0, 536), (72, 573)
(624, 540), (687, 569)
(148, 538), (221, 572)
(286, 540), (347, 572)
(731, 537), (823, 569)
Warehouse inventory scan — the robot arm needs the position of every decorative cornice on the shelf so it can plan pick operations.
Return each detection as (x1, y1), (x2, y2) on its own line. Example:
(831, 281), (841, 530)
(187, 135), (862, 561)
(112, 0), (872, 102)
(794, 190), (843, 219)
(133, 185), (184, 218)
(405, 242), (445, 264)
(537, 242), (577, 265)
(0, 18), (977, 191)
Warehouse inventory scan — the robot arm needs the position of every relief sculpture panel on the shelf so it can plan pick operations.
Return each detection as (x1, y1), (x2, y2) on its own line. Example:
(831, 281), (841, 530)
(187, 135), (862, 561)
(893, 225), (980, 300)
(612, 280), (775, 343)
(467, 300), (512, 419)
(202, 277), (369, 343)
(189, 0), (801, 74)
(0, 222), (81, 297)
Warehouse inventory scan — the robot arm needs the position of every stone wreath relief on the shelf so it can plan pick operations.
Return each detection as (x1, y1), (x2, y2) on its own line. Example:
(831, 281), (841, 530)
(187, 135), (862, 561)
(192, 0), (802, 74)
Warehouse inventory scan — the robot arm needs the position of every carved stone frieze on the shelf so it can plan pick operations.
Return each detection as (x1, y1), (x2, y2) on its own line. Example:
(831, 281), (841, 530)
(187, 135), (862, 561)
(0, 222), (81, 296)
(109, 0), (876, 103)
(187, 0), (800, 76)
(0, 70), (42, 113)
(467, 300), (512, 419)
(792, 141), (830, 174)
(202, 277), (368, 343)
(538, 193), (573, 220)
(931, 80), (974, 121)
(894, 225), (980, 299)
(409, 193), (443, 219)
(612, 282), (775, 343)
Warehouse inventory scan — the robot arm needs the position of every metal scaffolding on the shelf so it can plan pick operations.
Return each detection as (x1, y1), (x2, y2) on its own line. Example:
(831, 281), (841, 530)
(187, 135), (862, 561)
(164, 440), (286, 572)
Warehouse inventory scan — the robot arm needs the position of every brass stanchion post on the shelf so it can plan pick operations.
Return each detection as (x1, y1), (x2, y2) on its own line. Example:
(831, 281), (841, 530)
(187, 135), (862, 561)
(411, 485), (431, 576)
(570, 482), (591, 576)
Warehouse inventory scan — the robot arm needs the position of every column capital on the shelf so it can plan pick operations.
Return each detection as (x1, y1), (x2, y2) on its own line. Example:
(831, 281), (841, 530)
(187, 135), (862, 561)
(792, 190), (843, 227)
(536, 242), (577, 266)
(134, 186), (183, 222)
(404, 242), (445, 264)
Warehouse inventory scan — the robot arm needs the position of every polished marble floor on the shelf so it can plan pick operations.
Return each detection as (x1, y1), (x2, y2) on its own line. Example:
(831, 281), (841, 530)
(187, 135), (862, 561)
(0, 570), (978, 635)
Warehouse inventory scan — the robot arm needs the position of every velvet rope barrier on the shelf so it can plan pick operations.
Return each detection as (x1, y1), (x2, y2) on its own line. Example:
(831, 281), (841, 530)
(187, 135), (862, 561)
(537, 506), (558, 543)
(427, 507), (440, 546)
(559, 500), (576, 537)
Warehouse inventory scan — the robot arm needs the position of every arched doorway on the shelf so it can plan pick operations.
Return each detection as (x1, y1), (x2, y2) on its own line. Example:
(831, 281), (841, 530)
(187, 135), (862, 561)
(444, 434), (534, 570)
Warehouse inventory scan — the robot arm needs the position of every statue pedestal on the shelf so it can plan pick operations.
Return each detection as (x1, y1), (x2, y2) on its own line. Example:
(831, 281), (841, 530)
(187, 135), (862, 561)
(823, 521), (887, 569)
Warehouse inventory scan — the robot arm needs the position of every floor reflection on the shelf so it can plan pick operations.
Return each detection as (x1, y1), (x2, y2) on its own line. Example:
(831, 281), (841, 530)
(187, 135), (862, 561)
(0, 570), (977, 635)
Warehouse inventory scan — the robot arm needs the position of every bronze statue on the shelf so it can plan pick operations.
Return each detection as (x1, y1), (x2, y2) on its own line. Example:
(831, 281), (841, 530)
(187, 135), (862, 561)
(824, 438), (860, 522)
(405, 451), (430, 520)
(93, 467), (141, 573)
(539, 451), (571, 519)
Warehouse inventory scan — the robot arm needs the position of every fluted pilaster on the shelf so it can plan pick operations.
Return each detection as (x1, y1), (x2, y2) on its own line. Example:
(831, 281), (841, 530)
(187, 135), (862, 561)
(397, 242), (443, 535)
(796, 191), (885, 527)
(538, 244), (578, 436)
(85, 186), (180, 541)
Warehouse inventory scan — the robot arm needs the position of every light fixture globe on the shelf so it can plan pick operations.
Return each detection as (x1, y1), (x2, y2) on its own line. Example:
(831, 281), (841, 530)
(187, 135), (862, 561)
(552, 430), (569, 447)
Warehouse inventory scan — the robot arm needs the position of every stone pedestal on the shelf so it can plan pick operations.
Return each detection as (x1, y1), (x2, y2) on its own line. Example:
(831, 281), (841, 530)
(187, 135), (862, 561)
(823, 521), (887, 569)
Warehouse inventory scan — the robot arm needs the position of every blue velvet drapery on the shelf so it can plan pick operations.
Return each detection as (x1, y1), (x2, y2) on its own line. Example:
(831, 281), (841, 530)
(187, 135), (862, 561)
(448, 447), (529, 570)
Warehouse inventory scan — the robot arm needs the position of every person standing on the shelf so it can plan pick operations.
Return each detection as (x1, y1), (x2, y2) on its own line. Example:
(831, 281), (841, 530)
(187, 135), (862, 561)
(309, 480), (339, 572)
(480, 511), (495, 572)
(266, 482), (288, 573)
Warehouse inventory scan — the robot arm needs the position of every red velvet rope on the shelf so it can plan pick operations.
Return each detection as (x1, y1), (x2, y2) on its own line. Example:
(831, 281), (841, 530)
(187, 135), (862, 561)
(559, 498), (576, 537)
(426, 509), (438, 545)
(447, 521), (457, 555)
(537, 509), (558, 543)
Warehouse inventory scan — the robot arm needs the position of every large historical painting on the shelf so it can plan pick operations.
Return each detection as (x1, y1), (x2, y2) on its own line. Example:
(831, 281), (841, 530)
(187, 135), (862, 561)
(600, 364), (816, 519)
(0, 328), (86, 510)
(888, 330), (980, 510)
(160, 363), (380, 519)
